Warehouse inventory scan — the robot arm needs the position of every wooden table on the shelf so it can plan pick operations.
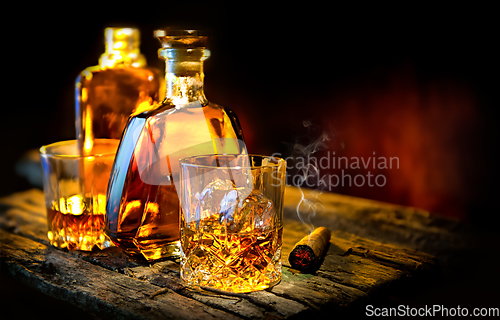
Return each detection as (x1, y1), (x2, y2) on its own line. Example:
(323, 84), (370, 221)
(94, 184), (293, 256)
(0, 186), (479, 319)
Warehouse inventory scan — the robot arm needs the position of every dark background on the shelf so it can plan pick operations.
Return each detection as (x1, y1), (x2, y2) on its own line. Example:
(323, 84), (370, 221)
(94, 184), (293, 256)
(3, 3), (498, 223)
(1, 3), (500, 316)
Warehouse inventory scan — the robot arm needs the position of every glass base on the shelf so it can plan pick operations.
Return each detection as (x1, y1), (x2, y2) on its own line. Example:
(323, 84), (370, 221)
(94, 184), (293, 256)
(134, 240), (181, 261)
(108, 233), (180, 260)
(48, 230), (114, 251)
(46, 208), (113, 251)
(181, 257), (282, 293)
(182, 272), (282, 293)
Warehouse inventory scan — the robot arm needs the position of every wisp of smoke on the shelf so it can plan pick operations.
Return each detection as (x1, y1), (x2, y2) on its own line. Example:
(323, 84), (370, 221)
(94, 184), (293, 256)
(291, 120), (335, 234)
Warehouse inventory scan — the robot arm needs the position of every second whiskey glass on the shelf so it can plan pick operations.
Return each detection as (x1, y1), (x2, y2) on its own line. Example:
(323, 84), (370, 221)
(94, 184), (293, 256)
(179, 154), (286, 293)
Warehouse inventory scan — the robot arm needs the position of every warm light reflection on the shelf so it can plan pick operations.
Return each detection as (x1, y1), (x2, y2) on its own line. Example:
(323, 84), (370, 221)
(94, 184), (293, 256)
(58, 195), (84, 215)
(134, 97), (153, 115)
(84, 105), (93, 152)
(145, 202), (159, 214)
(83, 69), (93, 81)
(123, 200), (142, 216)
(113, 41), (126, 50)
(96, 194), (107, 214)
(81, 88), (88, 103)
(117, 28), (133, 36)
(53, 194), (107, 215)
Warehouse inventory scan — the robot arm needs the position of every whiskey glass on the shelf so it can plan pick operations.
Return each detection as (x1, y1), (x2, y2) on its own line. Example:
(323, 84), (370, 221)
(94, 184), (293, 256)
(179, 154), (286, 293)
(40, 139), (119, 251)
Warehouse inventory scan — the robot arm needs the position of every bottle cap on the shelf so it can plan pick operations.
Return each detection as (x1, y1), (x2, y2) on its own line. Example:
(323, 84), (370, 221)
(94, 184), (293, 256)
(155, 28), (210, 48)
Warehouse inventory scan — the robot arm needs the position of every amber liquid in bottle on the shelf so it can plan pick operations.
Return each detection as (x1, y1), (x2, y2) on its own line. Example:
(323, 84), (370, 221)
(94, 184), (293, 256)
(106, 102), (244, 260)
(105, 30), (246, 261)
(76, 68), (160, 146)
(76, 28), (161, 153)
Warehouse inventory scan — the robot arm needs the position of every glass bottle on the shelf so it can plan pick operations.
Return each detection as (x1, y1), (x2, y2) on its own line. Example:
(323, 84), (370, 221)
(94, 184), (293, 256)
(105, 29), (246, 261)
(75, 27), (161, 154)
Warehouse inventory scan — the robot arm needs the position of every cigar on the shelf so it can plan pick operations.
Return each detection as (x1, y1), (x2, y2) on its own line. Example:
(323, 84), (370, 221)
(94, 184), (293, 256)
(289, 227), (331, 271)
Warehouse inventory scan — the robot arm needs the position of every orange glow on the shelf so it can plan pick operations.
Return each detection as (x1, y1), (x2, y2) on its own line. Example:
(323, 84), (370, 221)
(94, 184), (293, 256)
(84, 105), (93, 152)
(122, 200), (141, 216)
(96, 194), (107, 214)
(83, 69), (93, 81)
(134, 96), (153, 115)
(182, 215), (282, 293)
(322, 64), (479, 219)
(58, 195), (85, 215)
(101, 28), (144, 68)
(81, 88), (88, 103)
(145, 202), (159, 214)
(47, 194), (109, 251)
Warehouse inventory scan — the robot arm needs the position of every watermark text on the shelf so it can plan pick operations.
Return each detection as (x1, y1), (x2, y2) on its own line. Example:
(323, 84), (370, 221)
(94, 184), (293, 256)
(365, 304), (499, 317)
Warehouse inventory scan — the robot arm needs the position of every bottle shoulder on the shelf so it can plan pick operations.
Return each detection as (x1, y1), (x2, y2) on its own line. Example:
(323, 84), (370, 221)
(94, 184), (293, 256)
(134, 101), (234, 119)
(76, 65), (161, 85)
(127, 100), (244, 141)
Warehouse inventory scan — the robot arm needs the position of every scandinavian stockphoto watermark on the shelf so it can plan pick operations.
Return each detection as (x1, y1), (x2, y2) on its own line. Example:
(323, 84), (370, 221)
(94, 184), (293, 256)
(271, 151), (400, 190)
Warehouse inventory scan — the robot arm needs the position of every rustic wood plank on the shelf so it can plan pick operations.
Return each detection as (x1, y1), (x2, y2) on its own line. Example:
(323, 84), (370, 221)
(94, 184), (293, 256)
(125, 264), (291, 319)
(0, 188), (439, 318)
(283, 186), (475, 267)
(125, 260), (309, 319)
(1, 230), (240, 320)
(279, 219), (436, 302)
(0, 188), (47, 242)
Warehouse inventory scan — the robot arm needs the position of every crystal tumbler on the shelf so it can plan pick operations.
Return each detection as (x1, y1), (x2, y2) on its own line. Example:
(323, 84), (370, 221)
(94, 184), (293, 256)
(179, 154), (286, 293)
(40, 139), (119, 250)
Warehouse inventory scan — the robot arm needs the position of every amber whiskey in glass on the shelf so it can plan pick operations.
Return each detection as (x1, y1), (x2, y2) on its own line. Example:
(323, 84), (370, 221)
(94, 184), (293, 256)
(179, 155), (286, 292)
(105, 29), (246, 261)
(40, 139), (119, 251)
(75, 27), (161, 154)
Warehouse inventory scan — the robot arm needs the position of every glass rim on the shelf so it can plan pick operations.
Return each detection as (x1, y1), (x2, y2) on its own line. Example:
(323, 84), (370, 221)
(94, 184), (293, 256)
(39, 139), (119, 159)
(179, 154), (285, 169)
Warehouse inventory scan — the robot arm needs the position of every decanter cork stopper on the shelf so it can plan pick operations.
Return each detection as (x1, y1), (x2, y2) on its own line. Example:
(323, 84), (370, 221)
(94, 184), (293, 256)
(154, 28), (210, 48)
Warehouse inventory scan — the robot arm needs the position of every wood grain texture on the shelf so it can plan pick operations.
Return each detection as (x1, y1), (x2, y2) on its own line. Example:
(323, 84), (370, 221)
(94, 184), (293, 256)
(1, 188), (439, 319)
(282, 186), (478, 268)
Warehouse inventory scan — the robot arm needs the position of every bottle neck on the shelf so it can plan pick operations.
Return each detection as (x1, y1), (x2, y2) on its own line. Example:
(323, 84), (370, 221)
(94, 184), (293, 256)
(99, 49), (146, 68)
(99, 28), (145, 68)
(161, 49), (210, 106)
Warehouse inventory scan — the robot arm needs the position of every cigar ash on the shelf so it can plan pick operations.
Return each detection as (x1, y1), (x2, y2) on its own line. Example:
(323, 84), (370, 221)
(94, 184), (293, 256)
(289, 244), (317, 269)
(288, 227), (331, 272)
